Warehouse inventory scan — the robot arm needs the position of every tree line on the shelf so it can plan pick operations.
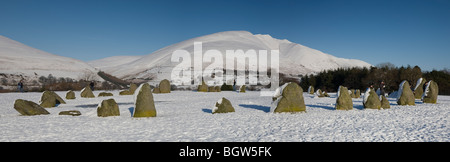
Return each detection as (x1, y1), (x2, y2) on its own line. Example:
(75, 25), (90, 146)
(298, 63), (450, 95)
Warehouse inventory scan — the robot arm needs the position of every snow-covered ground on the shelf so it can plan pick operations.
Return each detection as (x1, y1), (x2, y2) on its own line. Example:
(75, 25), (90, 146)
(0, 91), (448, 142)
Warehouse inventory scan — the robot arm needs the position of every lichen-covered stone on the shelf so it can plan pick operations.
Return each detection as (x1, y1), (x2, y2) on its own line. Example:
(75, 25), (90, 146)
(40, 91), (66, 108)
(316, 89), (325, 97)
(271, 82), (306, 113)
(239, 85), (246, 93)
(335, 86), (353, 110)
(423, 80), (438, 104)
(380, 95), (390, 109)
(66, 90), (76, 100)
(14, 99), (50, 116)
(397, 81), (415, 106)
(59, 110), (81, 116)
(308, 86), (314, 95)
(133, 83), (157, 117)
(97, 99), (120, 117)
(119, 83), (138, 95)
(197, 81), (208, 92)
(363, 89), (381, 109)
(159, 79), (171, 93)
(323, 91), (330, 97)
(98, 92), (113, 97)
(350, 89), (356, 98)
(414, 78), (426, 99)
(355, 89), (361, 98)
(81, 86), (95, 98)
(152, 87), (161, 94)
(212, 97), (235, 114)
(208, 86), (217, 92)
(215, 86), (221, 92)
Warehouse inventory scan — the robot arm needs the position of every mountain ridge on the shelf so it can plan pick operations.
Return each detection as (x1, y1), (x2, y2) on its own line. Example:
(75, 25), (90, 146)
(0, 35), (99, 80)
(0, 31), (372, 86)
(89, 31), (372, 83)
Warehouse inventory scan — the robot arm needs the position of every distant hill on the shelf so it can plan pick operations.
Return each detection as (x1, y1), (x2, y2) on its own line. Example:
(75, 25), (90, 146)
(90, 31), (372, 85)
(0, 35), (100, 80)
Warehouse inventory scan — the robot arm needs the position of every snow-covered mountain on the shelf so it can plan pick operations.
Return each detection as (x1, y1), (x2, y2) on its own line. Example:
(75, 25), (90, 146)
(88, 55), (143, 71)
(0, 35), (99, 80)
(0, 31), (372, 87)
(90, 31), (371, 82)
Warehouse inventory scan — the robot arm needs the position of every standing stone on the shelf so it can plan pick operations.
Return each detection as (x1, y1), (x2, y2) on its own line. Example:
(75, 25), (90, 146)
(380, 95), (390, 109)
(239, 85), (246, 93)
(159, 79), (171, 93)
(308, 86), (314, 95)
(97, 99), (120, 117)
(363, 88), (381, 109)
(323, 91), (330, 97)
(355, 89), (361, 98)
(414, 78), (426, 99)
(119, 90), (132, 95)
(40, 91), (66, 108)
(197, 80), (208, 92)
(349, 89), (354, 98)
(208, 86), (215, 92)
(422, 80), (438, 104)
(66, 90), (76, 100)
(212, 97), (235, 114)
(316, 89), (325, 97)
(271, 82), (306, 113)
(59, 110), (81, 116)
(152, 87), (161, 94)
(397, 80), (415, 106)
(81, 86), (95, 98)
(215, 86), (221, 92)
(119, 83), (138, 95)
(129, 83), (138, 93)
(98, 92), (113, 97)
(14, 99), (50, 116)
(335, 86), (353, 110)
(220, 83), (233, 91)
(133, 83), (157, 117)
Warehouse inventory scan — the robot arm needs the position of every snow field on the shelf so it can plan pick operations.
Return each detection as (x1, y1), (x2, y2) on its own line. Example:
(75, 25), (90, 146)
(0, 91), (448, 142)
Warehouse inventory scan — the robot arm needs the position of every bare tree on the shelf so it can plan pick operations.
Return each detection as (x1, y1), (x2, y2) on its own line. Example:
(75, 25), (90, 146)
(376, 62), (396, 70)
(78, 71), (98, 81)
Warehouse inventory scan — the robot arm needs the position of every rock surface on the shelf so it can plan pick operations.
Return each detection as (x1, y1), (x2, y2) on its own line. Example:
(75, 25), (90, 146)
(59, 110), (81, 116)
(133, 83), (157, 117)
(397, 81), (415, 106)
(364, 90), (381, 109)
(271, 82), (306, 113)
(14, 99), (50, 116)
(66, 90), (76, 100)
(97, 99), (120, 117)
(335, 86), (353, 110)
(159, 79), (171, 93)
(98, 92), (113, 97)
(212, 97), (235, 114)
(81, 86), (95, 98)
(423, 80), (439, 104)
(40, 91), (66, 108)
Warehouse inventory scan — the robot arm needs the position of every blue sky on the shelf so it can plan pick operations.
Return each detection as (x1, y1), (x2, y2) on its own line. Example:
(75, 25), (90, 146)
(1, 0), (449, 71)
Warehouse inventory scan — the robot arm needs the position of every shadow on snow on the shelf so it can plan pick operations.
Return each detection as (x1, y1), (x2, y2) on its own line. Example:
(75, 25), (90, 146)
(306, 104), (335, 110)
(201, 108), (212, 113)
(239, 104), (270, 113)
(75, 102), (134, 108)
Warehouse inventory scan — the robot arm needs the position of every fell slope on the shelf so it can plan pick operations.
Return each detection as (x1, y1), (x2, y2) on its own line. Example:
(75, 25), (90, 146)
(94, 31), (371, 82)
